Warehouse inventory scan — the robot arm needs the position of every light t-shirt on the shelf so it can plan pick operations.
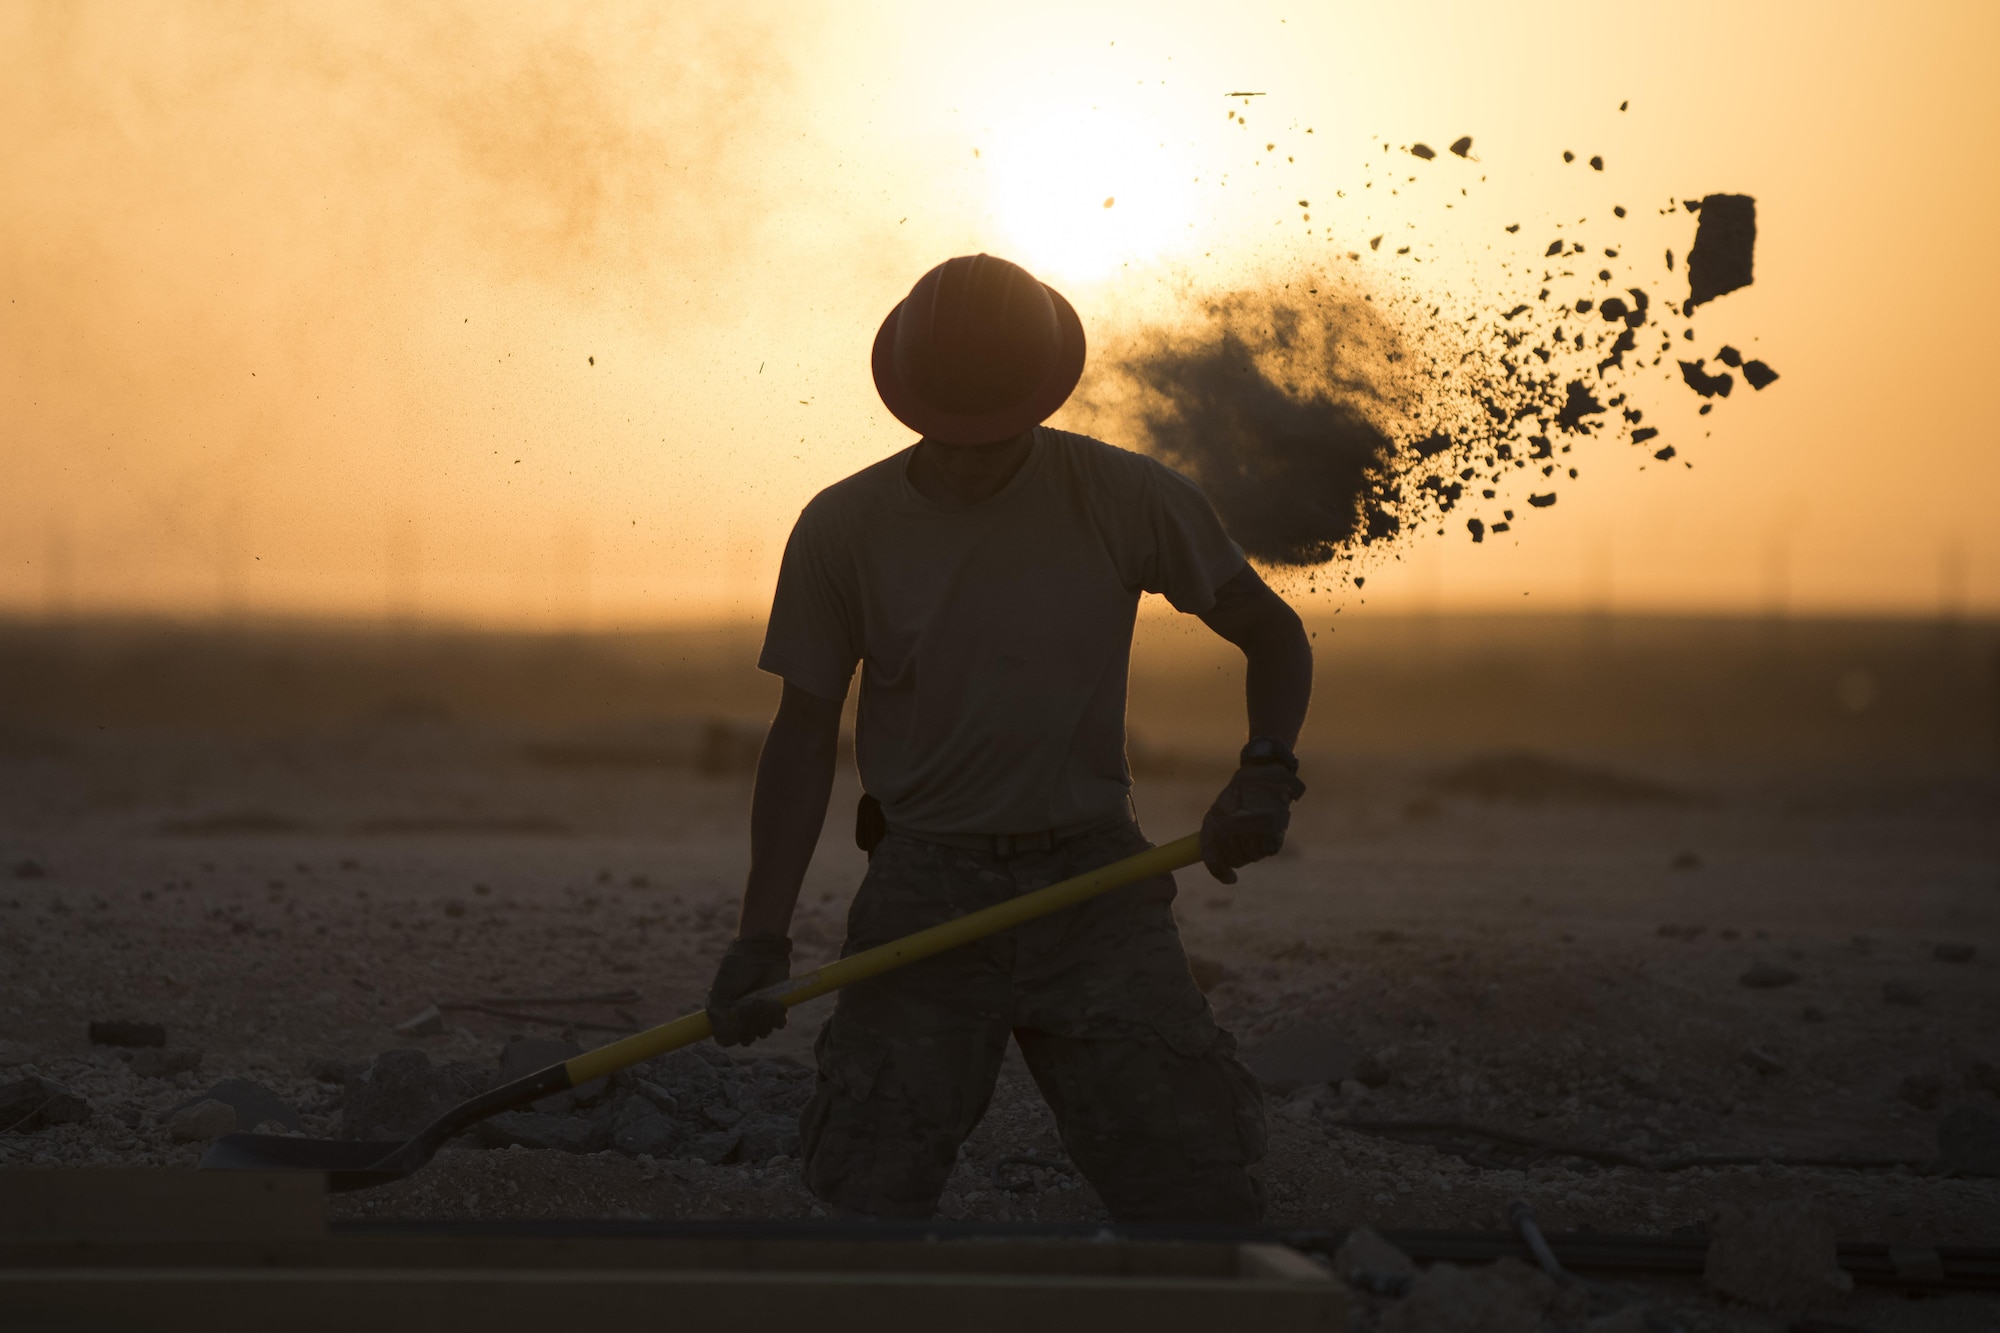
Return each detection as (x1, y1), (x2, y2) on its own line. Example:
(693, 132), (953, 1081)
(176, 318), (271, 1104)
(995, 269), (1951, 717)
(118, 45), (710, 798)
(758, 427), (1246, 836)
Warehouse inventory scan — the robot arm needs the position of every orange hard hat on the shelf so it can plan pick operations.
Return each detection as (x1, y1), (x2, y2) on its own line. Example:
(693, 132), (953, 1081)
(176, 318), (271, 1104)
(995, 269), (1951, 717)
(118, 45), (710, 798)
(871, 254), (1086, 445)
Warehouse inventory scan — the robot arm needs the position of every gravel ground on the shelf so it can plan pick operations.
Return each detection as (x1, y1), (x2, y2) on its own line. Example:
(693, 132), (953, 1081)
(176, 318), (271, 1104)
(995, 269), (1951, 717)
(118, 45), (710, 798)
(3, 718), (1996, 1327)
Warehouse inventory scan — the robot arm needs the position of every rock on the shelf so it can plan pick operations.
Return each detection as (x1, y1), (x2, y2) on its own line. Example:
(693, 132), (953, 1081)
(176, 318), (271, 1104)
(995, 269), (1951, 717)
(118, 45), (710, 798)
(1937, 1105), (2000, 1176)
(0, 1075), (89, 1130)
(641, 1048), (724, 1110)
(1186, 954), (1235, 993)
(476, 1111), (608, 1154)
(736, 1112), (801, 1163)
(499, 1036), (606, 1111)
(391, 1004), (446, 1038)
(703, 1102), (744, 1128)
(1379, 1258), (1555, 1333)
(308, 1057), (363, 1084)
(1738, 963), (1798, 990)
(1739, 1047), (1785, 1076)
(1967, 1061), (2000, 1096)
(684, 1129), (743, 1166)
(171, 1078), (300, 1132)
(1333, 1226), (1418, 1282)
(1702, 1199), (1853, 1308)
(631, 1077), (680, 1115)
(1244, 1024), (1360, 1092)
(343, 1049), (465, 1139)
(0, 1040), (33, 1068)
(88, 1020), (166, 1048)
(1583, 1308), (1651, 1333)
(1882, 981), (1924, 1007)
(12, 858), (45, 878)
(131, 1048), (203, 1079)
(1800, 1006), (1826, 1023)
(1933, 943), (1976, 964)
(611, 1097), (683, 1157)
(168, 1098), (238, 1142)
(1352, 1053), (1392, 1088)
(1900, 1072), (1945, 1110)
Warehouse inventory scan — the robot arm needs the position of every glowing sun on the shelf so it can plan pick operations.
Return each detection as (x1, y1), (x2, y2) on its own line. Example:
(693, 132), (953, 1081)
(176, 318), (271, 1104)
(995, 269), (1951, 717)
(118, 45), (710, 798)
(983, 102), (1197, 284)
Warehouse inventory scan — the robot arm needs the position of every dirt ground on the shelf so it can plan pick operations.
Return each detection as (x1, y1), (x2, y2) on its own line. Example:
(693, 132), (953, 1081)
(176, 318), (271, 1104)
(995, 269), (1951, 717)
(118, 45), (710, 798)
(2, 617), (1997, 1328)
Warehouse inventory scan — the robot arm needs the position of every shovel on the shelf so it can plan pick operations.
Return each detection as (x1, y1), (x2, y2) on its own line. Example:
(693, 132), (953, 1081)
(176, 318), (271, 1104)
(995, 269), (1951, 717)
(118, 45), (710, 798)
(201, 833), (1203, 1190)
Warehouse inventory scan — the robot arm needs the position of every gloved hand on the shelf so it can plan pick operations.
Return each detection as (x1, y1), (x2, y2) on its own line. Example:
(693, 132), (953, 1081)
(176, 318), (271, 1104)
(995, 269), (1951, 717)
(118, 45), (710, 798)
(705, 932), (792, 1046)
(1200, 762), (1307, 884)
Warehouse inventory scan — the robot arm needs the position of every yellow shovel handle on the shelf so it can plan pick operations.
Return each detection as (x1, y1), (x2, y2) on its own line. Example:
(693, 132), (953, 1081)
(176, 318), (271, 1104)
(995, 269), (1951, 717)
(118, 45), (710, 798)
(565, 832), (1202, 1086)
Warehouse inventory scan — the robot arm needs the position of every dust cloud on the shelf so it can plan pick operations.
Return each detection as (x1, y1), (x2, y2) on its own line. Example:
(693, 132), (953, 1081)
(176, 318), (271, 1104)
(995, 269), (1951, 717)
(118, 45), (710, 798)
(1074, 291), (1407, 565)
(0, 2), (795, 615)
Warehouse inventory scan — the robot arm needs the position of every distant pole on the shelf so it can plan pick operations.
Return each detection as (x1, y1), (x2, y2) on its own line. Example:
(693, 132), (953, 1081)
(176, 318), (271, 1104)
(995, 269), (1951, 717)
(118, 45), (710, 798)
(1585, 532), (1614, 656)
(386, 513), (421, 626)
(40, 520), (75, 625)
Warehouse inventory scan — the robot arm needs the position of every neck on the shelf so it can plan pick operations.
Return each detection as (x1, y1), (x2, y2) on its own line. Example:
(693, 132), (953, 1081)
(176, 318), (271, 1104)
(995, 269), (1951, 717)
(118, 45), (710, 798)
(906, 428), (1036, 507)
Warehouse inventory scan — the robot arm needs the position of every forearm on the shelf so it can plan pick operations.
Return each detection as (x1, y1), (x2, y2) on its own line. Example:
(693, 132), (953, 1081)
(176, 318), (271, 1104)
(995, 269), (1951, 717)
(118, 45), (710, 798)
(737, 707), (839, 937)
(1198, 565), (1314, 752)
(1242, 616), (1313, 749)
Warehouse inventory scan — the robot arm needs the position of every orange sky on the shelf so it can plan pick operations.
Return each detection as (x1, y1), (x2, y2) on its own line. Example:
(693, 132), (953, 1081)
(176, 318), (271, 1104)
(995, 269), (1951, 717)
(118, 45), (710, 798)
(5, 1), (1996, 626)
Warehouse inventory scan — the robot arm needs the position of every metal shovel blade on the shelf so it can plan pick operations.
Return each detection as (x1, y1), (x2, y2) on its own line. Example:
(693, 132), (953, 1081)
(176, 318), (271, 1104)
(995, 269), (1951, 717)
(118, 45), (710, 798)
(200, 1132), (413, 1191)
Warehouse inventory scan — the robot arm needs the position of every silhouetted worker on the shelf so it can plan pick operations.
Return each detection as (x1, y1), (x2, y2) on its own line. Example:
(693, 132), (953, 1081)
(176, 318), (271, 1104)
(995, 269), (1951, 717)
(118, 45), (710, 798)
(705, 254), (1312, 1221)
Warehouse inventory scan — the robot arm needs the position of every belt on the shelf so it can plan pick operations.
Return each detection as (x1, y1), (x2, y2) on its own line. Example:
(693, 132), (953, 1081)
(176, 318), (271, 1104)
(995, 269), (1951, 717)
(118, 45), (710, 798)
(886, 809), (1136, 857)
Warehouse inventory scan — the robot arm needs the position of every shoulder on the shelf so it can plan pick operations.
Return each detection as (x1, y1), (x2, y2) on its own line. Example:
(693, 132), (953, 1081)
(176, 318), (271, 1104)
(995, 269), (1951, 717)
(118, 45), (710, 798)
(794, 448), (911, 532)
(1041, 428), (1185, 493)
(1043, 428), (1213, 508)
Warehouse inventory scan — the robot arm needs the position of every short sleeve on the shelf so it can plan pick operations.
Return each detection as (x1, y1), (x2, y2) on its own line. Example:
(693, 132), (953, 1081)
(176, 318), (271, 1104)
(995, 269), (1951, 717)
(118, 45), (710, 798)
(1134, 458), (1248, 615)
(757, 501), (861, 700)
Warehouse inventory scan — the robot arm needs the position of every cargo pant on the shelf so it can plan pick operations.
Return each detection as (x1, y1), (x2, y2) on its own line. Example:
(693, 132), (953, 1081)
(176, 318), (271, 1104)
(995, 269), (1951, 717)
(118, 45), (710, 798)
(799, 820), (1267, 1221)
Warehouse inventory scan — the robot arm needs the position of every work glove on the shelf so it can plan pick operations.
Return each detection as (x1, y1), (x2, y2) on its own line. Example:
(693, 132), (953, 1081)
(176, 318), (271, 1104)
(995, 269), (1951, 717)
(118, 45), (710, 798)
(1200, 761), (1307, 884)
(705, 932), (791, 1047)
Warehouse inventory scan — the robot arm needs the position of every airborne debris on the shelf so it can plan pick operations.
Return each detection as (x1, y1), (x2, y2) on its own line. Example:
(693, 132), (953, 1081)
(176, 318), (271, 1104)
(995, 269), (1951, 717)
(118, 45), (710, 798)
(1685, 193), (1756, 309)
(1448, 136), (1473, 158)
(1678, 360), (1734, 398)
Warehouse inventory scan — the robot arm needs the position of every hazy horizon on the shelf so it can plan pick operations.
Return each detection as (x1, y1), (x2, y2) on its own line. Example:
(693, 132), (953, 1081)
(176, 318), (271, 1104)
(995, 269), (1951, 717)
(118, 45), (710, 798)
(7, 1), (1996, 628)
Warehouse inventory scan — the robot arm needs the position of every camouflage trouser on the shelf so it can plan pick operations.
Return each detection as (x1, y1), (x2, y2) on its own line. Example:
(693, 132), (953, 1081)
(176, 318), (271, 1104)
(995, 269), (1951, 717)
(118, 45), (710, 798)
(799, 820), (1267, 1221)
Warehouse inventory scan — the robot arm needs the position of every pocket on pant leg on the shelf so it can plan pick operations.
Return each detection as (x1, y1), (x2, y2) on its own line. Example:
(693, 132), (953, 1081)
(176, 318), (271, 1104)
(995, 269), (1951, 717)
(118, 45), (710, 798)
(1204, 1028), (1269, 1167)
(799, 1015), (891, 1170)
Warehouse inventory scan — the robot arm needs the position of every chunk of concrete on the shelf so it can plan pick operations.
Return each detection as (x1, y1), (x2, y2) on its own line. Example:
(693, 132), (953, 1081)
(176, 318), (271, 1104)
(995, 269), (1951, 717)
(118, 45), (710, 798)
(1703, 1199), (1853, 1308)
(641, 1047), (724, 1109)
(168, 1098), (238, 1142)
(343, 1049), (455, 1139)
(1333, 1226), (1418, 1282)
(611, 1097), (683, 1157)
(736, 1112), (801, 1163)
(1379, 1258), (1555, 1333)
(171, 1078), (299, 1132)
(0, 1075), (89, 1130)
(685, 1129), (744, 1165)
(391, 1004), (446, 1038)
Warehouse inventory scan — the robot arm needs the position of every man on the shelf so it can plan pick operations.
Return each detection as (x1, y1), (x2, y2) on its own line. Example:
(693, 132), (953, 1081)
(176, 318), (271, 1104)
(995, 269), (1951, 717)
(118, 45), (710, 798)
(704, 254), (1312, 1222)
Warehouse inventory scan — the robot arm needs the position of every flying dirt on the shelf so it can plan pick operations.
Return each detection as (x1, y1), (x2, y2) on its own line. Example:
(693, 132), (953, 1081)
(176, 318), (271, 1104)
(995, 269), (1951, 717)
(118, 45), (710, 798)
(1074, 119), (1779, 567)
